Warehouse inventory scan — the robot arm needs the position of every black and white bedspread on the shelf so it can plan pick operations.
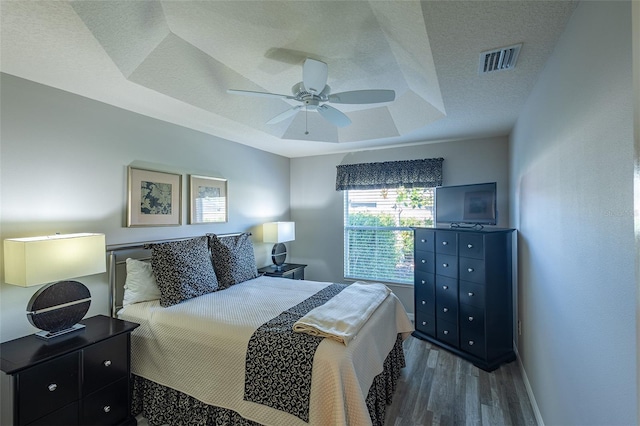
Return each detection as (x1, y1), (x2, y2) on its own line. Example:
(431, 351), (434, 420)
(118, 276), (414, 426)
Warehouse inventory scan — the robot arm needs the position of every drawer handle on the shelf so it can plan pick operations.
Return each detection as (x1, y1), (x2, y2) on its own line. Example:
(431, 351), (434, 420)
(103, 406), (111, 413)
(421, 259), (426, 264)
(421, 280), (426, 284)
(422, 321), (427, 326)
(104, 360), (112, 367)
(443, 263), (449, 268)
(468, 268), (474, 273)
(421, 239), (426, 243)
(442, 241), (448, 245)
(468, 316), (474, 321)
(443, 307), (448, 313)
(48, 383), (57, 392)
(443, 330), (449, 335)
(442, 285), (448, 290)
(421, 300), (426, 305)
(469, 340), (475, 346)
(468, 244), (473, 249)
(468, 292), (475, 297)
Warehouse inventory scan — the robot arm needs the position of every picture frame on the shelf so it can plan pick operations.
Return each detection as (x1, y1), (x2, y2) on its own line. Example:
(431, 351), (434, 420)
(127, 166), (182, 227)
(189, 175), (228, 224)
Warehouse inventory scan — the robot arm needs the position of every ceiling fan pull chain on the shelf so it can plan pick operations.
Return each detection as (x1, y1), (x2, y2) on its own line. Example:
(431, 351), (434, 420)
(305, 105), (309, 135)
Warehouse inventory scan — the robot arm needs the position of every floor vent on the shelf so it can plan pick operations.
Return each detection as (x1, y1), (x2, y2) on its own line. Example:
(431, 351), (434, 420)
(479, 44), (522, 74)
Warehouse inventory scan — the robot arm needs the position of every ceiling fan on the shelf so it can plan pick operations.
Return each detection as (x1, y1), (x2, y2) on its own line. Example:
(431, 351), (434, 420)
(227, 58), (395, 128)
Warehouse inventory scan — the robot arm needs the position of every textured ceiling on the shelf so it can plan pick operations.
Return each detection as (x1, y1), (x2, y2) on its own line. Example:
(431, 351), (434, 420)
(0, 1), (577, 158)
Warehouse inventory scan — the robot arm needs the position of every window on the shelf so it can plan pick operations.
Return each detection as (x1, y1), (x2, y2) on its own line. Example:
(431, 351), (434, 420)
(344, 187), (434, 284)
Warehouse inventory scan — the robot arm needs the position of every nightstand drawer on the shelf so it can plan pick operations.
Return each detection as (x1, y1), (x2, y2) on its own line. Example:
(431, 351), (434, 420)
(18, 352), (79, 425)
(83, 334), (128, 396)
(81, 378), (128, 426)
(28, 402), (78, 426)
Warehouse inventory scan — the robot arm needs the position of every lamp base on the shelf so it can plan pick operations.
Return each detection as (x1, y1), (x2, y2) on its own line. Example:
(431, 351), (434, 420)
(271, 243), (288, 268)
(34, 323), (86, 340)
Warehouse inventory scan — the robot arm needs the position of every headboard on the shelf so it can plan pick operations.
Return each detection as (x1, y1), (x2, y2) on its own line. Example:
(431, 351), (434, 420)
(106, 233), (245, 317)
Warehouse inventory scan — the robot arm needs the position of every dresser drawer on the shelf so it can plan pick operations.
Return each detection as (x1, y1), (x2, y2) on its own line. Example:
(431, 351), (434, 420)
(459, 257), (485, 284)
(415, 274), (435, 314)
(415, 250), (435, 273)
(435, 231), (457, 255)
(460, 329), (486, 359)
(437, 319), (458, 347)
(415, 270), (435, 288)
(415, 312), (436, 337)
(460, 303), (485, 333)
(415, 229), (435, 252)
(83, 334), (128, 396)
(19, 352), (80, 425)
(459, 233), (484, 259)
(459, 280), (485, 308)
(436, 253), (457, 278)
(81, 378), (128, 426)
(435, 276), (458, 321)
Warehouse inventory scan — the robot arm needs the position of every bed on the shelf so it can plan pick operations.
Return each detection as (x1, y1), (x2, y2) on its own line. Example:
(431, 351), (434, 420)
(108, 233), (414, 426)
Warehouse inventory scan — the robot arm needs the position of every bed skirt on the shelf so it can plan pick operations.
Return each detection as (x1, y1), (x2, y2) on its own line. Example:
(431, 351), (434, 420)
(131, 334), (406, 426)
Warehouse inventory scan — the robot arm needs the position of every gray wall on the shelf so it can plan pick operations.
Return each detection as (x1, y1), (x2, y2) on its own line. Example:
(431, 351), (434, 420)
(290, 137), (510, 314)
(0, 74), (291, 342)
(509, 2), (637, 425)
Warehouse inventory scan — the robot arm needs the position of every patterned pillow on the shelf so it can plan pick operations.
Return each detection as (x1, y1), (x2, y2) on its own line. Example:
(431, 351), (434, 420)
(208, 233), (258, 289)
(150, 236), (219, 307)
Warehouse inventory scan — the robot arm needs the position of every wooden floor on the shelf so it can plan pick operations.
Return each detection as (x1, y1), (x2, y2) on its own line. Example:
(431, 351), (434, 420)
(384, 336), (537, 426)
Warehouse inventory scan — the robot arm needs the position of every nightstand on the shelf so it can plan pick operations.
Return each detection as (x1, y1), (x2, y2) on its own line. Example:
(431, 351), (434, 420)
(258, 263), (307, 280)
(0, 315), (139, 426)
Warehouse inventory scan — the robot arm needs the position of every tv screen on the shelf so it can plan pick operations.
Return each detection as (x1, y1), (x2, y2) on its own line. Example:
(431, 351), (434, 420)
(435, 182), (497, 226)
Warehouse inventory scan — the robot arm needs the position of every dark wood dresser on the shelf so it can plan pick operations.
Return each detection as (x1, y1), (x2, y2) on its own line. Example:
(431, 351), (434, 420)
(413, 227), (515, 371)
(0, 315), (139, 425)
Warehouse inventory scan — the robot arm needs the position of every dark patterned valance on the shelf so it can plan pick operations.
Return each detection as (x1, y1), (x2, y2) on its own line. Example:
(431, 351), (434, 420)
(335, 158), (444, 191)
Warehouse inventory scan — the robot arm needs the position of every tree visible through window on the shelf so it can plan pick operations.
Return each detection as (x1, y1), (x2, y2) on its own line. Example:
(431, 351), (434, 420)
(344, 187), (434, 284)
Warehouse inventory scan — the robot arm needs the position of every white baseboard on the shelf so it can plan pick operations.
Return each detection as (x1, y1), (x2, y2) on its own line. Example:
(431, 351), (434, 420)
(514, 343), (544, 426)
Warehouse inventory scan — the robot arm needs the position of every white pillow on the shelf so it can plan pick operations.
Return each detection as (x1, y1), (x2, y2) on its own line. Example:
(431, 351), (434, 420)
(123, 258), (161, 306)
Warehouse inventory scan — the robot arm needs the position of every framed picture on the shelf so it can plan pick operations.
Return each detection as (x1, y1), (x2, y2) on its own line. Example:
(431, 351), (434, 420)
(127, 167), (182, 227)
(189, 175), (228, 224)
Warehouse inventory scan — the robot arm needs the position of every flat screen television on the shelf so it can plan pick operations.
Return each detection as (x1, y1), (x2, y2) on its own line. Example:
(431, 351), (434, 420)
(435, 182), (497, 226)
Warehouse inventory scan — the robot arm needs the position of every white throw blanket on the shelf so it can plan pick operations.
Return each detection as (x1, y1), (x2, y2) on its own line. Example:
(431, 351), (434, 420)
(293, 282), (391, 345)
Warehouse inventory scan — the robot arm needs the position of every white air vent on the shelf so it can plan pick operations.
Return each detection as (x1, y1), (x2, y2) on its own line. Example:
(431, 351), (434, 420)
(479, 44), (522, 74)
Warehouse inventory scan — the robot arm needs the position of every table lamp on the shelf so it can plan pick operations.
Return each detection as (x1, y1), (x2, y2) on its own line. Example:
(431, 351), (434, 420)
(262, 222), (295, 271)
(3, 233), (106, 339)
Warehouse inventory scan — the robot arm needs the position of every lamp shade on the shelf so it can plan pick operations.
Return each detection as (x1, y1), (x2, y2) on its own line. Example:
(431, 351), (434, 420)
(4, 233), (106, 287)
(262, 222), (295, 243)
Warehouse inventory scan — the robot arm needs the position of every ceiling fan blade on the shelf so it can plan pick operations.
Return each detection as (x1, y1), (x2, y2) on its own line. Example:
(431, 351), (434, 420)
(227, 89), (294, 100)
(317, 105), (351, 127)
(328, 89), (396, 104)
(302, 58), (328, 94)
(266, 105), (303, 124)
